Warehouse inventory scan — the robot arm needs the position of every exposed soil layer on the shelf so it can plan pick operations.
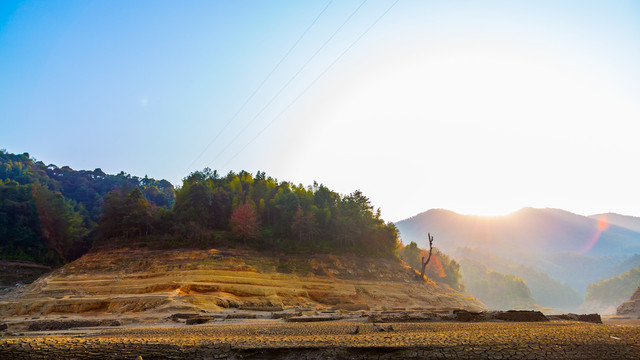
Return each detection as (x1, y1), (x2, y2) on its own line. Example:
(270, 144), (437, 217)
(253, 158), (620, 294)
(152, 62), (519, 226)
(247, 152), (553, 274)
(1, 320), (639, 359)
(0, 248), (487, 319)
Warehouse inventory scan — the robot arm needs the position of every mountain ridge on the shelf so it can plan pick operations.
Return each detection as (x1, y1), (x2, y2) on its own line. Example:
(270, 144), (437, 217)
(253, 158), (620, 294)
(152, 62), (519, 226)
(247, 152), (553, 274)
(396, 207), (640, 313)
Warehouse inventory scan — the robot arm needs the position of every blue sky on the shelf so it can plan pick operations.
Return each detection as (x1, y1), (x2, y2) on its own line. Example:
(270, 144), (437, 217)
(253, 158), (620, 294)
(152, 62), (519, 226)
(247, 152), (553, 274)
(1, 1), (640, 221)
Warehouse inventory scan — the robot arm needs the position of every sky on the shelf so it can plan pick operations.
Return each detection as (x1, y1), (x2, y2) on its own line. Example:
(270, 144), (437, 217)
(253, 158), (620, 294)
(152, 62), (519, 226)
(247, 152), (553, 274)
(1, 0), (639, 222)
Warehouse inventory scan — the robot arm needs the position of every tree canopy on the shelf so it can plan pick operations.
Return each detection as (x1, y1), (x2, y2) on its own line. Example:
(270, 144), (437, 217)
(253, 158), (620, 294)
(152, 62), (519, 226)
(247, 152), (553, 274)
(0, 150), (400, 265)
(0, 150), (174, 265)
(128, 168), (400, 258)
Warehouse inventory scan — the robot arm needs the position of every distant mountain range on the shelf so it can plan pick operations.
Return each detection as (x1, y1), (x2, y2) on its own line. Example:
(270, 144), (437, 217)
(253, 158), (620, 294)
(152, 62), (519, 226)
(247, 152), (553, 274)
(395, 208), (640, 312)
(396, 208), (640, 258)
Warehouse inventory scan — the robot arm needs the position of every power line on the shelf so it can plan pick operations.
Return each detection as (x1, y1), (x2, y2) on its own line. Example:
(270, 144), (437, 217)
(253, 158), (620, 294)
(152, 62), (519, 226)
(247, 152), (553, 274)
(205, 0), (369, 169)
(221, 0), (401, 170)
(183, 0), (334, 175)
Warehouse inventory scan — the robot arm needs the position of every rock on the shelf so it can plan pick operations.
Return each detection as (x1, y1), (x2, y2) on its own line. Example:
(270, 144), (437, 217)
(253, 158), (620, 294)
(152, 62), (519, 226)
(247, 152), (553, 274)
(169, 313), (200, 320)
(225, 313), (257, 320)
(0, 323), (7, 331)
(617, 286), (640, 316)
(271, 311), (302, 319)
(185, 317), (211, 325)
(27, 320), (103, 331)
(576, 313), (602, 323)
(452, 310), (484, 322)
(239, 305), (283, 312)
(331, 303), (370, 311)
(490, 310), (548, 322)
(547, 313), (602, 323)
(285, 315), (343, 322)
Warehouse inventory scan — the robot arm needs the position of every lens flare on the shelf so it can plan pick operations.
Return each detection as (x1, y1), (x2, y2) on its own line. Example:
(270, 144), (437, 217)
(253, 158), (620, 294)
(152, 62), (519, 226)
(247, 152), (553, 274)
(582, 215), (609, 253)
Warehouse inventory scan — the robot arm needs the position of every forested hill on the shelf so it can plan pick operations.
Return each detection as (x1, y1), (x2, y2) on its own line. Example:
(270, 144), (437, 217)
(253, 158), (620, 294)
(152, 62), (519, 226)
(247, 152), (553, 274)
(0, 150), (175, 266)
(1, 150), (400, 268)
(97, 168), (399, 259)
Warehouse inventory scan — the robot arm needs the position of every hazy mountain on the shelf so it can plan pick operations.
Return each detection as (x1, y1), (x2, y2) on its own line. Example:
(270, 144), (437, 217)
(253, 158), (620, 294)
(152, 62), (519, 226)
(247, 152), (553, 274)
(396, 208), (640, 312)
(590, 213), (640, 233)
(396, 208), (640, 258)
(454, 247), (583, 311)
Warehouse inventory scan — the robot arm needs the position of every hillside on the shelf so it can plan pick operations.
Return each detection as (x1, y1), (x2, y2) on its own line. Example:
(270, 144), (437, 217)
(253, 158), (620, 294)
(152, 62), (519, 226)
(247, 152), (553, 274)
(454, 248), (583, 311)
(0, 248), (487, 324)
(585, 264), (640, 314)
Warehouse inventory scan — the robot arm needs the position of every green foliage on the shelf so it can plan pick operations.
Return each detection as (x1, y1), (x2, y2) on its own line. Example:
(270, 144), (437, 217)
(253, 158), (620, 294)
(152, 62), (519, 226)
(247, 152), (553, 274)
(0, 150), (174, 223)
(459, 258), (534, 310)
(586, 264), (640, 305)
(97, 186), (153, 242)
(0, 180), (57, 264)
(399, 241), (464, 291)
(0, 149), (398, 264)
(454, 247), (583, 309)
(0, 150), (174, 266)
(168, 169), (399, 257)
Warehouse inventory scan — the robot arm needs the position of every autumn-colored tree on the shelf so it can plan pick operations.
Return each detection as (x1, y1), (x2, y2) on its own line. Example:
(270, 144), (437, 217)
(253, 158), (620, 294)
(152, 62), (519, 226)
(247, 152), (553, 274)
(230, 202), (260, 242)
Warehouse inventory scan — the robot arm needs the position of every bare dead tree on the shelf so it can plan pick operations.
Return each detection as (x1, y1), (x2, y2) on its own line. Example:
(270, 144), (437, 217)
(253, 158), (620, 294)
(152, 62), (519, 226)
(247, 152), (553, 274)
(419, 233), (434, 279)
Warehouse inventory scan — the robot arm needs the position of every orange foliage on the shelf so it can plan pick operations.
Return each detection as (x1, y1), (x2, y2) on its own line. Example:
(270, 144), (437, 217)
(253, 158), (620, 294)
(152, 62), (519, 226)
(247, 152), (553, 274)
(426, 254), (446, 278)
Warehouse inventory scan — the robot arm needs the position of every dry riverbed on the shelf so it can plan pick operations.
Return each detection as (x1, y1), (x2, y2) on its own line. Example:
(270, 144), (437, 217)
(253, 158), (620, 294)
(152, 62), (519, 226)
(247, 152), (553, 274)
(2, 319), (640, 359)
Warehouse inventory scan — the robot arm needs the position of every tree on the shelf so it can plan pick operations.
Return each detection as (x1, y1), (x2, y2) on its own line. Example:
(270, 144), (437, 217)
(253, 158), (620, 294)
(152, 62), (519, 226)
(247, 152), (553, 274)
(97, 186), (152, 241)
(291, 206), (318, 246)
(230, 202), (260, 243)
(420, 233), (434, 279)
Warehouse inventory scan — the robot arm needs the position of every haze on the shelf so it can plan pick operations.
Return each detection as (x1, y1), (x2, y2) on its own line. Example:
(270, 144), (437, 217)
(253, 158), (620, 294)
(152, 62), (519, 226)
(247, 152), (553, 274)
(1, 0), (639, 221)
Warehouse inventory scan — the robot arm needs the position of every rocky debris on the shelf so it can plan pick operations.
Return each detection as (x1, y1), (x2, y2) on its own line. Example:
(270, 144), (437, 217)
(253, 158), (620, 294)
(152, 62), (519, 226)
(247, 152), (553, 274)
(453, 310), (549, 322)
(489, 310), (548, 322)
(617, 286), (640, 317)
(285, 315), (344, 322)
(238, 305), (283, 312)
(548, 313), (602, 323)
(451, 309), (485, 322)
(271, 311), (302, 319)
(225, 313), (257, 320)
(0, 323), (7, 331)
(331, 303), (370, 311)
(372, 324), (395, 332)
(27, 319), (120, 331)
(168, 313), (199, 321)
(169, 313), (227, 324)
(368, 311), (448, 323)
(185, 317), (212, 325)
(368, 309), (552, 323)
(352, 325), (360, 334)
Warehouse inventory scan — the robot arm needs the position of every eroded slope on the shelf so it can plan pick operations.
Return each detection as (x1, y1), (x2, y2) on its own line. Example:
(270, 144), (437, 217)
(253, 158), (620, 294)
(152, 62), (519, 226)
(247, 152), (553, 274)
(0, 248), (486, 319)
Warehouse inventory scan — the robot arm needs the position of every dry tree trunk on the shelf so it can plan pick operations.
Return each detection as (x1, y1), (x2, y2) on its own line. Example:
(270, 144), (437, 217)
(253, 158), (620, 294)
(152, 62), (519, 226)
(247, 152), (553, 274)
(419, 233), (434, 279)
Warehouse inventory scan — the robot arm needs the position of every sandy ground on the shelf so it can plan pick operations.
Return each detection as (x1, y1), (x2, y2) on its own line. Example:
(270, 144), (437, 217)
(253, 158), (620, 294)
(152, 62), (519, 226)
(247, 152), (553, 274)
(2, 319), (640, 359)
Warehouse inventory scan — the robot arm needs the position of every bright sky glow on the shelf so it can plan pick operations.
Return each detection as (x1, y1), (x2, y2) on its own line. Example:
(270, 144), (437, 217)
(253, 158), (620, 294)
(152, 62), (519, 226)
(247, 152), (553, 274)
(1, 1), (639, 221)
